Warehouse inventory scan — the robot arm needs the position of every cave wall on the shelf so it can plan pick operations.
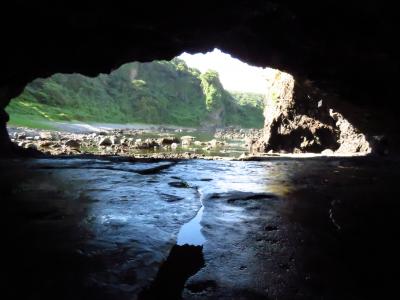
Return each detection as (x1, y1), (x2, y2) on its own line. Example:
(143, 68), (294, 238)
(1, 1), (399, 154)
(253, 73), (371, 154)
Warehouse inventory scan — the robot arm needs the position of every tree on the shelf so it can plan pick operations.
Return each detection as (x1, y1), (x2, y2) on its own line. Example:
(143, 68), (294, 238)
(200, 70), (224, 111)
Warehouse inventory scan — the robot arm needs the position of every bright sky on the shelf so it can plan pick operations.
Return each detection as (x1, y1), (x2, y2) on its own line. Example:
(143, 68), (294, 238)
(178, 48), (275, 94)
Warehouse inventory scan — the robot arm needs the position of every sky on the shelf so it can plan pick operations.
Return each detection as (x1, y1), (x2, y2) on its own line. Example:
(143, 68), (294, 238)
(178, 48), (275, 94)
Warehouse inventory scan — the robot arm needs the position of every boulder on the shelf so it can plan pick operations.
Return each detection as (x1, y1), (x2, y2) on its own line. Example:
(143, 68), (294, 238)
(17, 133), (26, 140)
(158, 137), (180, 145)
(181, 136), (195, 141)
(39, 132), (53, 140)
(99, 137), (112, 146)
(330, 110), (371, 154)
(181, 136), (195, 146)
(239, 152), (248, 159)
(134, 139), (159, 149)
(321, 149), (334, 155)
(51, 143), (62, 148)
(26, 143), (37, 150)
(110, 136), (120, 145)
(208, 139), (218, 147)
(39, 141), (54, 148)
(65, 139), (81, 149)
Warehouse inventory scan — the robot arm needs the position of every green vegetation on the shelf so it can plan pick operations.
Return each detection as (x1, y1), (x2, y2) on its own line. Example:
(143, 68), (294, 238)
(7, 58), (265, 129)
(229, 91), (265, 109)
(200, 70), (224, 111)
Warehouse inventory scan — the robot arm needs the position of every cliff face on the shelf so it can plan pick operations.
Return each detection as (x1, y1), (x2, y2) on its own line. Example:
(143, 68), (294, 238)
(6, 60), (264, 129)
(252, 72), (371, 154)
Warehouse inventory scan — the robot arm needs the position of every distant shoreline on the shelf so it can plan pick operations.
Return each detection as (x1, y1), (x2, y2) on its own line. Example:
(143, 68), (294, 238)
(7, 120), (197, 134)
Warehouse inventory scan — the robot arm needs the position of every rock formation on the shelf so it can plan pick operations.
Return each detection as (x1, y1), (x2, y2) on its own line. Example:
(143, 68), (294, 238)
(252, 72), (371, 154)
(1, 2), (399, 155)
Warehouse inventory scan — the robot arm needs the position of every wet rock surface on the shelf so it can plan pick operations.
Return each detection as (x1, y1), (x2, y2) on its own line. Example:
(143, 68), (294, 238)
(1, 158), (201, 299)
(2, 156), (400, 299)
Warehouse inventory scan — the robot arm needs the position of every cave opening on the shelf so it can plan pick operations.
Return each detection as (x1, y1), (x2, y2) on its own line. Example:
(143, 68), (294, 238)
(5, 48), (287, 159)
(4, 47), (371, 160)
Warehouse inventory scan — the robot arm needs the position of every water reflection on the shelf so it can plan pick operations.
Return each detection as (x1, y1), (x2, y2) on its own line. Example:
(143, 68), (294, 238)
(174, 160), (292, 246)
(177, 205), (205, 246)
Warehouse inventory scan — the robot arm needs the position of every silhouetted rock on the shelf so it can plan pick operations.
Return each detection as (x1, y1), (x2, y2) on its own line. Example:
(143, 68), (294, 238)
(253, 73), (371, 154)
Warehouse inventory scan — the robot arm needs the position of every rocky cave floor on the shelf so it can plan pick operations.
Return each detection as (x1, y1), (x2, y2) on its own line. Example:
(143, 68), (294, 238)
(1, 155), (400, 299)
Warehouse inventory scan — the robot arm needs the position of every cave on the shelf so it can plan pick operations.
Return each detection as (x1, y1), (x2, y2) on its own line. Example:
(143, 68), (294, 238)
(1, 2), (400, 300)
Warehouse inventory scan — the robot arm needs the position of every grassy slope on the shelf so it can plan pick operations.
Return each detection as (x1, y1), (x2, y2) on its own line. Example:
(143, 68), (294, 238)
(6, 59), (265, 129)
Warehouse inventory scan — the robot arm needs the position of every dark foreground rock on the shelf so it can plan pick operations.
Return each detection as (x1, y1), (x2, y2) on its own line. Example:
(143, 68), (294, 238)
(1, 158), (201, 300)
(2, 157), (400, 299)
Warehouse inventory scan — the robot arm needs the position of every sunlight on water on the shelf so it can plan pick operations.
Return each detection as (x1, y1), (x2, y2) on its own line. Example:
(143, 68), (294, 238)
(175, 161), (281, 246)
(176, 206), (206, 246)
(176, 188), (206, 246)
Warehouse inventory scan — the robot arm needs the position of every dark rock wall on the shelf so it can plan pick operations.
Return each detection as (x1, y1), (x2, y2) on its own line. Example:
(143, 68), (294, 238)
(1, 1), (399, 154)
(253, 73), (371, 154)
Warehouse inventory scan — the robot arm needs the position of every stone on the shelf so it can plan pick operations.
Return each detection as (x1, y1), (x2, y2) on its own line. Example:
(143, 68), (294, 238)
(26, 143), (37, 150)
(182, 140), (190, 147)
(329, 109), (371, 154)
(134, 139), (158, 149)
(208, 139), (218, 147)
(65, 139), (81, 149)
(40, 132), (53, 140)
(181, 136), (195, 141)
(321, 149), (334, 155)
(158, 137), (180, 145)
(99, 137), (112, 146)
(51, 143), (62, 148)
(239, 152), (247, 159)
(39, 141), (54, 148)
(110, 136), (120, 145)
(17, 133), (26, 140)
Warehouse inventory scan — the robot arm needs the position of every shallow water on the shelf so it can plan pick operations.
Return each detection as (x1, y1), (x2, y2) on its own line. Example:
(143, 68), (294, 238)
(176, 191), (206, 246)
(8, 125), (249, 157)
(18, 158), (288, 251)
(130, 131), (247, 157)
